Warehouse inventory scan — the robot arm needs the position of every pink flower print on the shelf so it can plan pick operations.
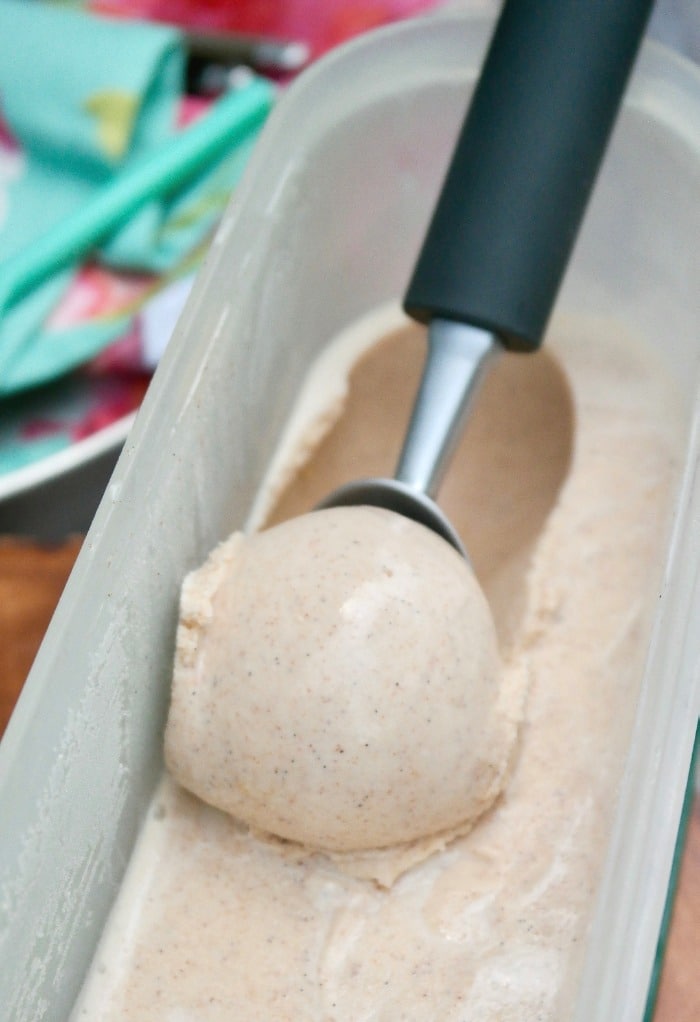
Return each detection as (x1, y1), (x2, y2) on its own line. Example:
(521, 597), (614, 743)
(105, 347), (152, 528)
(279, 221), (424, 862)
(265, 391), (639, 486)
(71, 377), (149, 441)
(21, 417), (69, 441)
(0, 96), (20, 152)
(0, 95), (24, 231)
(46, 263), (155, 330)
(85, 319), (144, 374)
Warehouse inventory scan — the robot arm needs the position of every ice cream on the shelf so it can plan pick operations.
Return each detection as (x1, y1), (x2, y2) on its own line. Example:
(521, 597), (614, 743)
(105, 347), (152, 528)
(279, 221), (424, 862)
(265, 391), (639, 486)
(164, 504), (522, 855)
(69, 306), (683, 1021)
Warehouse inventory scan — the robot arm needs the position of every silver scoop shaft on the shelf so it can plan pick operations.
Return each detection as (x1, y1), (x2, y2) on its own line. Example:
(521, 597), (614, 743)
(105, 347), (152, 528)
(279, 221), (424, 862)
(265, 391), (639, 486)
(318, 319), (498, 554)
(395, 319), (497, 497)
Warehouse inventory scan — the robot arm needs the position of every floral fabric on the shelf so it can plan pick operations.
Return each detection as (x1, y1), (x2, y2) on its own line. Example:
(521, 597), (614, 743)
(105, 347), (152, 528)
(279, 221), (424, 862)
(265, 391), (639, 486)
(0, 0), (269, 474)
(0, 0), (438, 480)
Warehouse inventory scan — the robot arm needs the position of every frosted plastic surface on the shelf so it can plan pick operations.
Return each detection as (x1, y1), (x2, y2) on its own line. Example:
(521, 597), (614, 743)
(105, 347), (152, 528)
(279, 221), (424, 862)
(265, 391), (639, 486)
(0, 12), (698, 1022)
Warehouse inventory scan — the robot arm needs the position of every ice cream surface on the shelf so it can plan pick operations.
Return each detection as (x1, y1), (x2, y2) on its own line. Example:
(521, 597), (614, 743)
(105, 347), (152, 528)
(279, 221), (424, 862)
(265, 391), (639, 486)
(70, 305), (684, 1021)
(165, 504), (520, 855)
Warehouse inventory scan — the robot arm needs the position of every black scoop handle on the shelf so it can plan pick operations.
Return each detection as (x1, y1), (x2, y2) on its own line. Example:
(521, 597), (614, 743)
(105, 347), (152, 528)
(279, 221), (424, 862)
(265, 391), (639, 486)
(404, 0), (654, 352)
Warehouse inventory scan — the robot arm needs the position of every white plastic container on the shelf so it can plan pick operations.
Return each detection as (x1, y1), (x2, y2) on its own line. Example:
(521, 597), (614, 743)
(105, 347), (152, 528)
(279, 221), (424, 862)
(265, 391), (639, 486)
(1, 11), (699, 1021)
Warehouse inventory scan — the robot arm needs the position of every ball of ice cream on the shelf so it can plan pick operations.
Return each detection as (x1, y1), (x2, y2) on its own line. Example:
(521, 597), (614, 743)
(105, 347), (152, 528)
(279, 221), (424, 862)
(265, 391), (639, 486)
(165, 506), (514, 852)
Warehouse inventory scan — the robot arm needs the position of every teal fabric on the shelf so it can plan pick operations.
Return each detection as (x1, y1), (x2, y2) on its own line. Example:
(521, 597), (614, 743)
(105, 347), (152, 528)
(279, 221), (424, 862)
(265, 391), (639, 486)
(0, 1), (271, 397)
(0, 0), (183, 265)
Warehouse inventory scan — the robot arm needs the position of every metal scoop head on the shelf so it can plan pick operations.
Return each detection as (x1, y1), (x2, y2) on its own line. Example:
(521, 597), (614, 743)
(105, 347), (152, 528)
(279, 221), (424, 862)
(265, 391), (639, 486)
(318, 320), (497, 556)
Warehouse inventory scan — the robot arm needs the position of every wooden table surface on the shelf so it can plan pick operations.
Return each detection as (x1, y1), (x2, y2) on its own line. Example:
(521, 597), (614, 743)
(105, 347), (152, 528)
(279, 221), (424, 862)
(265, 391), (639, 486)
(1, 537), (697, 1018)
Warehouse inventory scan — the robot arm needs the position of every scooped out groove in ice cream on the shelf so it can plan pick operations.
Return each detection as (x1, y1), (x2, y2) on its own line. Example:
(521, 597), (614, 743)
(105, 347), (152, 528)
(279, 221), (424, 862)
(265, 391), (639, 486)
(164, 504), (521, 854)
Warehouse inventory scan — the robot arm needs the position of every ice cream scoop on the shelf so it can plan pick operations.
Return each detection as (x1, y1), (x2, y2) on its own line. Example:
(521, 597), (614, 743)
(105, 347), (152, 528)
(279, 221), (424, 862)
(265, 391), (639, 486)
(320, 0), (654, 553)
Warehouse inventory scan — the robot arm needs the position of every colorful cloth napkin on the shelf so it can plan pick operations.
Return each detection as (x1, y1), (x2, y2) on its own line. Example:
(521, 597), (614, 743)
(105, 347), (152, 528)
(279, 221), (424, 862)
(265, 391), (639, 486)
(0, 0), (270, 399)
(0, 1), (273, 477)
(0, 0), (439, 482)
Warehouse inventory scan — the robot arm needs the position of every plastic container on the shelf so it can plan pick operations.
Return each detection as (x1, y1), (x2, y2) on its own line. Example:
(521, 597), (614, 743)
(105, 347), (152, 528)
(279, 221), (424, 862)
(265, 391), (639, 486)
(0, 11), (699, 1021)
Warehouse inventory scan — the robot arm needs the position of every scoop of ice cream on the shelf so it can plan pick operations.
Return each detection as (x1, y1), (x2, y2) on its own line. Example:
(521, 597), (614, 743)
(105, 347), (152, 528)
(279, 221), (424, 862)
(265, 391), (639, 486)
(165, 506), (516, 852)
